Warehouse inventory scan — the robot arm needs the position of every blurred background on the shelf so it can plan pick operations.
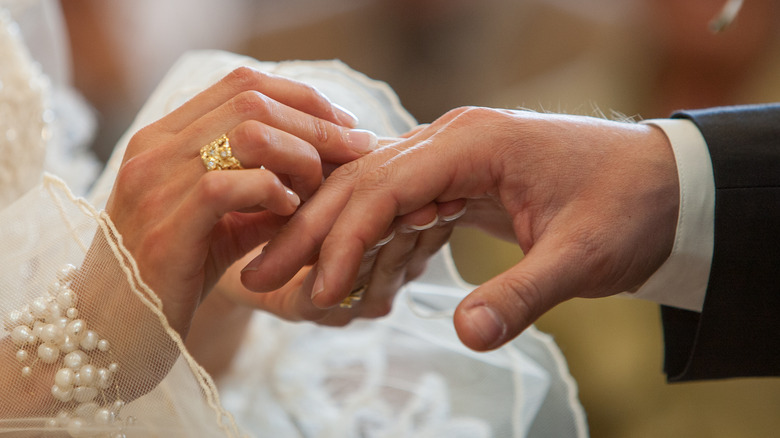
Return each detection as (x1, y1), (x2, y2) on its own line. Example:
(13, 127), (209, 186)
(60, 0), (780, 436)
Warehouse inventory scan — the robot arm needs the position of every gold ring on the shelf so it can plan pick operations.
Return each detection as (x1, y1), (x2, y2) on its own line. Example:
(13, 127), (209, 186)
(339, 284), (367, 309)
(200, 134), (243, 171)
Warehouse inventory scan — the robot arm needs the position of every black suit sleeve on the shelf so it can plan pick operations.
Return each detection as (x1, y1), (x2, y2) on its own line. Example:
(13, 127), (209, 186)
(660, 104), (780, 381)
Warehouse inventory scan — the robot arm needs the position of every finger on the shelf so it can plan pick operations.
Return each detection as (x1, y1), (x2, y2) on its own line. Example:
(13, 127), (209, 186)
(239, 145), (404, 292)
(179, 90), (377, 166)
(242, 108), (485, 296)
(159, 66), (358, 134)
(308, 154), (464, 308)
(400, 201), (466, 281)
(227, 121), (322, 199)
(243, 263), (357, 326)
(352, 203), (442, 298)
(172, 169), (301, 249)
(452, 242), (579, 351)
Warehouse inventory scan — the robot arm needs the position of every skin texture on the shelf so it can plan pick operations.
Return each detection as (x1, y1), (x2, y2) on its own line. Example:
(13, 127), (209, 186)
(241, 107), (680, 351)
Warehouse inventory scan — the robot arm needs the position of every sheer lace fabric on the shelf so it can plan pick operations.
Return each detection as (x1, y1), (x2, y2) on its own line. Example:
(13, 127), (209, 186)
(1, 3), (587, 435)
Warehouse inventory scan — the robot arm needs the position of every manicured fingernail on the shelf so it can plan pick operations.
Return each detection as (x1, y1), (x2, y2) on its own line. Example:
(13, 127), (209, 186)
(465, 305), (506, 347)
(408, 215), (438, 232)
(346, 129), (378, 154)
(441, 205), (467, 222)
(285, 187), (300, 207)
(373, 230), (395, 248)
(241, 248), (266, 273)
(311, 269), (325, 300)
(333, 103), (359, 128)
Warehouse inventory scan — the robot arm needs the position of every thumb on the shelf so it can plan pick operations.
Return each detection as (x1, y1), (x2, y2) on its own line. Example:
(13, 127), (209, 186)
(453, 246), (577, 351)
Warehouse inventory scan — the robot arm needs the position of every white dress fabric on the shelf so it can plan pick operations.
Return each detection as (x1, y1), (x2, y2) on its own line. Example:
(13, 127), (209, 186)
(0, 2), (587, 436)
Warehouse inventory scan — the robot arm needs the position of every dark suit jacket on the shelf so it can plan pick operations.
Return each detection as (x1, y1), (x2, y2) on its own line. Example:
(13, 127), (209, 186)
(661, 103), (780, 381)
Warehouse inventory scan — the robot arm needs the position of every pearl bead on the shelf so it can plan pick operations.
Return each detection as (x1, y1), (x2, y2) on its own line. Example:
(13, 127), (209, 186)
(94, 408), (115, 425)
(66, 417), (86, 438)
(54, 317), (68, 330)
(16, 349), (28, 362)
(108, 362), (119, 373)
(57, 289), (76, 308)
(11, 325), (31, 346)
(31, 297), (48, 318)
(46, 304), (62, 323)
(96, 368), (112, 389)
(98, 339), (110, 352)
(57, 264), (77, 282)
(111, 399), (125, 413)
(63, 350), (87, 369)
(66, 307), (78, 319)
(37, 343), (60, 364)
(45, 418), (58, 428)
(80, 330), (99, 350)
(32, 320), (44, 336)
(19, 307), (33, 326)
(54, 368), (75, 389)
(51, 384), (73, 402)
(5, 309), (22, 328)
(61, 336), (78, 353)
(21, 366), (31, 377)
(48, 281), (63, 295)
(77, 364), (96, 386)
(72, 386), (98, 403)
(65, 319), (86, 340)
(40, 323), (62, 344)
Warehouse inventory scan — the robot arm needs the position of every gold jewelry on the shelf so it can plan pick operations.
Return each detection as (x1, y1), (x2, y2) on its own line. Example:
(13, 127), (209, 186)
(339, 284), (367, 309)
(200, 134), (243, 171)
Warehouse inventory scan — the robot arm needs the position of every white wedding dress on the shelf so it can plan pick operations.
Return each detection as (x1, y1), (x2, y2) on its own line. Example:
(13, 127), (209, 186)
(0, 1), (587, 437)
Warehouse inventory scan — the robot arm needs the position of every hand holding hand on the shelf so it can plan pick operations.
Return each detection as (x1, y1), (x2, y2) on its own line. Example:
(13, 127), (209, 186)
(105, 67), (375, 336)
(241, 107), (680, 350)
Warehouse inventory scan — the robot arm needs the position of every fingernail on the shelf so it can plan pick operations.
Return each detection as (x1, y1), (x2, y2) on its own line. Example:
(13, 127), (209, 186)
(333, 103), (359, 128)
(346, 129), (378, 154)
(241, 248), (266, 273)
(408, 215), (438, 232)
(373, 230), (395, 248)
(285, 187), (300, 207)
(465, 305), (506, 347)
(311, 269), (325, 300)
(441, 205), (467, 222)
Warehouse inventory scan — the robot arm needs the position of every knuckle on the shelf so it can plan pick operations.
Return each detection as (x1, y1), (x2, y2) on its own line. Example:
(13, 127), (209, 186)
(125, 126), (155, 155)
(230, 90), (271, 119)
(312, 117), (330, 144)
(115, 151), (153, 197)
(500, 272), (544, 320)
(224, 66), (264, 90)
(196, 172), (230, 203)
(456, 106), (495, 124)
(234, 120), (273, 149)
(329, 159), (364, 182)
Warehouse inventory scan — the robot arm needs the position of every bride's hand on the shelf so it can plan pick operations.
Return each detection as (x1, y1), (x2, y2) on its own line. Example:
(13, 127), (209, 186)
(105, 67), (376, 336)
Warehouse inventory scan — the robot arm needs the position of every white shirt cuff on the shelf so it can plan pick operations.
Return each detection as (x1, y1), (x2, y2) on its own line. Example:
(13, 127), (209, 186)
(629, 119), (715, 312)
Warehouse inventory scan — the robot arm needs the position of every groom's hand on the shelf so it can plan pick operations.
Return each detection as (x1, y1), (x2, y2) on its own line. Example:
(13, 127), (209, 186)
(241, 107), (680, 350)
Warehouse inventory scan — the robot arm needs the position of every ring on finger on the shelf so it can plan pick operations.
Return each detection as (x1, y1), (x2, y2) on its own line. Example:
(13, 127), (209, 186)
(201, 134), (243, 171)
(339, 284), (368, 309)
